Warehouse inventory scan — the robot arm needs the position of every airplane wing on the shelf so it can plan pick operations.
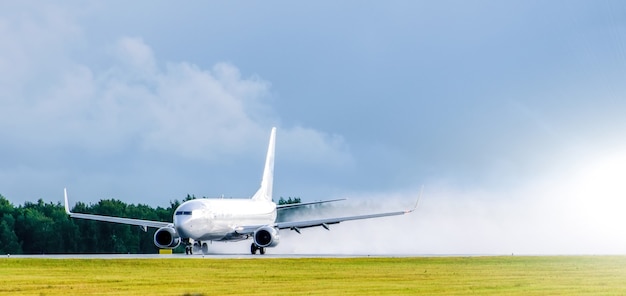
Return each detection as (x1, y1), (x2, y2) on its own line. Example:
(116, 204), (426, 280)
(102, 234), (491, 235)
(276, 198), (346, 210)
(234, 210), (411, 236)
(64, 188), (171, 230)
(238, 188), (422, 235)
(275, 208), (414, 233)
(232, 205), (415, 236)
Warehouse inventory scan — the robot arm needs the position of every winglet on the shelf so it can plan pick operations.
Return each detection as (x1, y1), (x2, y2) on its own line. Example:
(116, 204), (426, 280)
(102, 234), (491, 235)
(405, 185), (424, 214)
(63, 188), (72, 215)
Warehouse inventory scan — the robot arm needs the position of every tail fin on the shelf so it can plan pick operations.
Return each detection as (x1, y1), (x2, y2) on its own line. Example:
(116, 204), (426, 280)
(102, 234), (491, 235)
(252, 127), (276, 202)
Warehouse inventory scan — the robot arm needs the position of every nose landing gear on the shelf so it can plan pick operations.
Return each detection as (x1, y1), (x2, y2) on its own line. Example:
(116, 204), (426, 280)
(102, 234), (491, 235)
(183, 238), (193, 255)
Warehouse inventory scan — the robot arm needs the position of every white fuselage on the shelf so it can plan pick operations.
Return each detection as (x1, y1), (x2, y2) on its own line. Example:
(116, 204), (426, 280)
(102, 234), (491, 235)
(173, 199), (277, 241)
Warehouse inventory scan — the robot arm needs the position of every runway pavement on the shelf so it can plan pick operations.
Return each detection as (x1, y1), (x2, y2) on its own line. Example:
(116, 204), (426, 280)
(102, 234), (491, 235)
(4, 253), (432, 259)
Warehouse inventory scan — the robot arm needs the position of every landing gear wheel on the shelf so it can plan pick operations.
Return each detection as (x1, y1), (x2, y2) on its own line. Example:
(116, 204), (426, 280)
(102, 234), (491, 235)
(250, 243), (266, 255)
(202, 243), (209, 255)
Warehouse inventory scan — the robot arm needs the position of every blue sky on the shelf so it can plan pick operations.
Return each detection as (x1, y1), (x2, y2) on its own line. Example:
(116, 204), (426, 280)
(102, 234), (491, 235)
(2, 1), (626, 253)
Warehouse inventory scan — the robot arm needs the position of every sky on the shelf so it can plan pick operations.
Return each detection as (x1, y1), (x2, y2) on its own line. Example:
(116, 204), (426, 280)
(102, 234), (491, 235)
(1, 1), (626, 254)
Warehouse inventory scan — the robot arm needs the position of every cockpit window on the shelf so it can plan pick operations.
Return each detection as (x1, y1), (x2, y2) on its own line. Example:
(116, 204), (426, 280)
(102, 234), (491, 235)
(175, 211), (193, 215)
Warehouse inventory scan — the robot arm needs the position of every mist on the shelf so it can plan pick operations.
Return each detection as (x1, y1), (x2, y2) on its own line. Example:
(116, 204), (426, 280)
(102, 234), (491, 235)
(205, 145), (626, 255)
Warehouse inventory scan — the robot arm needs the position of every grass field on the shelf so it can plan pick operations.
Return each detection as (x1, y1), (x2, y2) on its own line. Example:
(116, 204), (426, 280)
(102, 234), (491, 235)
(1, 256), (626, 295)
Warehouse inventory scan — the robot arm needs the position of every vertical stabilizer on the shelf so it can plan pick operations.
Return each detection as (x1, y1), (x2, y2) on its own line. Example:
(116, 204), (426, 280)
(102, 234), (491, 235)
(252, 127), (276, 202)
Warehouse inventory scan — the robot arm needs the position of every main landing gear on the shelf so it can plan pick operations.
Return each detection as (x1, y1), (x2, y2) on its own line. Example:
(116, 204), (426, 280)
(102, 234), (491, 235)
(184, 240), (210, 255)
(250, 243), (265, 255)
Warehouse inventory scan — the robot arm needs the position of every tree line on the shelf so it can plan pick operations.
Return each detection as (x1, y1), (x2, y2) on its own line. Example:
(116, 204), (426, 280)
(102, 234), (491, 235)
(0, 194), (301, 255)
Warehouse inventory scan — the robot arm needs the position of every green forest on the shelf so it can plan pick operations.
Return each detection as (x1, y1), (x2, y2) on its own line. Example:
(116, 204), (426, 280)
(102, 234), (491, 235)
(0, 194), (301, 255)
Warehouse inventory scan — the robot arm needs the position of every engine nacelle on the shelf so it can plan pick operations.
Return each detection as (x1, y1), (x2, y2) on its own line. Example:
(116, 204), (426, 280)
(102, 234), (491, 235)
(154, 226), (181, 249)
(254, 226), (280, 248)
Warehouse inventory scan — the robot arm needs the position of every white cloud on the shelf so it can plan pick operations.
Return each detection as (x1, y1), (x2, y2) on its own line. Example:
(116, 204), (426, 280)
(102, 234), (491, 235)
(112, 36), (157, 76)
(0, 5), (354, 204)
(0, 3), (82, 92)
(0, 7), (351, 163)
(278, 126), (353, 166)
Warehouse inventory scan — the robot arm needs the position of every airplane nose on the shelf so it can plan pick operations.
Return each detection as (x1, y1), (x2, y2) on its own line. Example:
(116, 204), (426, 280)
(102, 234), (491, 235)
(174, 215), (194, 238)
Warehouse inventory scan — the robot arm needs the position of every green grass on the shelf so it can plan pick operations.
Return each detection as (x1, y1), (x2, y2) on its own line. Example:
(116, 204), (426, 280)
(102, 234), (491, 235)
(1, 256), (626, 295)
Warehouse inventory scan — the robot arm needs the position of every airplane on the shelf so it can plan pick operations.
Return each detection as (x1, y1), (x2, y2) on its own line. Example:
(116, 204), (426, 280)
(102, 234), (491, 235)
(64, 127), (420, 255)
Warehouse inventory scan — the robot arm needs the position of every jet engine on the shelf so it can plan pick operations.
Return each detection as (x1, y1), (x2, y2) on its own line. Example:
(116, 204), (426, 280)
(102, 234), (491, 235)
(154, 226), (181, 249)
(254, 226), (280, 248)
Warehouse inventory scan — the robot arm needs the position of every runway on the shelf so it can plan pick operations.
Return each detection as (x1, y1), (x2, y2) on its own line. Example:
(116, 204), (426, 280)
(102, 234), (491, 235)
(4, 253), (436, 259)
